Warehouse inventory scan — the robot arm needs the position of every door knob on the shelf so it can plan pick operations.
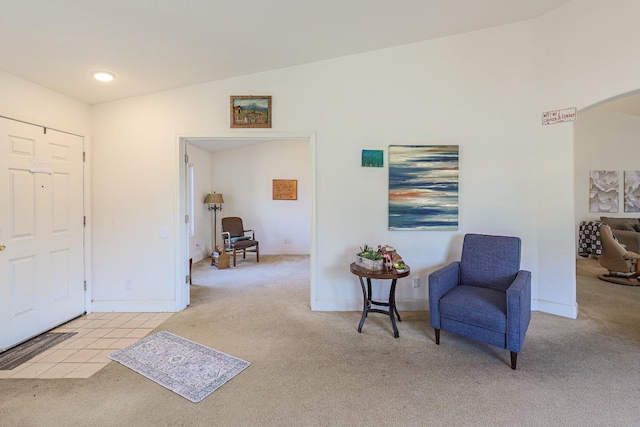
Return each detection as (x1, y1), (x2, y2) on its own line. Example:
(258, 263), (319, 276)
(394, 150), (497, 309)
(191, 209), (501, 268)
(0, 245), (5, 251)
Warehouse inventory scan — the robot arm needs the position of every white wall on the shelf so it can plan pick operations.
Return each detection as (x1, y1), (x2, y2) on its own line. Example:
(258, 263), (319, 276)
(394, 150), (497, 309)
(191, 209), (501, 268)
(187, 144), (212, 263)
(575, 107), (640, 228)
(210, 139), (311, 255)
(0, 70), (90, 134)
(0, 0), (634, 319)
(533, 0), (640, 316)
(90, 21), (541, 313)
(90, 95), (189, 311)
(87, 0), (640, 317)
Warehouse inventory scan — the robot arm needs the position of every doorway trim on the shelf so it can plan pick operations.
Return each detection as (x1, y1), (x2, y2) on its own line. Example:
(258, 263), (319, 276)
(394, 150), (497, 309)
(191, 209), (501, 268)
(175, 131), (317, 310)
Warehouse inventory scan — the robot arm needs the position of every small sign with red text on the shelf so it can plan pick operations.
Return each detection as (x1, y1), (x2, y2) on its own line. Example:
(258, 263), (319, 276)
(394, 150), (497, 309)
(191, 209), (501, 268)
(542, 107), (576, 125)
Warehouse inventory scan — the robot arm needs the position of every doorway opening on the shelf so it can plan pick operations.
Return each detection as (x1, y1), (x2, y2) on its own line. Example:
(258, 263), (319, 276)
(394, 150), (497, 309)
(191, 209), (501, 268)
(574, 89), (640, 315)
(175, 132), (317, 311)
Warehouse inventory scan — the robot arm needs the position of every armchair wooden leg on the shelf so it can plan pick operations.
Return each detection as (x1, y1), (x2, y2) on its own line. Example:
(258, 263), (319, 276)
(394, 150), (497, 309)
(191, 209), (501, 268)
(233, 249), (237, 267)
(435, 328), (440, 345)
(510, 351), (518, 370)
(256, 243), (259, 262)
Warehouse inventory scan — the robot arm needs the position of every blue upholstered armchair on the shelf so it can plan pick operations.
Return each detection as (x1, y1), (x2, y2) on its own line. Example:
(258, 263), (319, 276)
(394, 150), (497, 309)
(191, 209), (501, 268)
(428, 234), (531, 369)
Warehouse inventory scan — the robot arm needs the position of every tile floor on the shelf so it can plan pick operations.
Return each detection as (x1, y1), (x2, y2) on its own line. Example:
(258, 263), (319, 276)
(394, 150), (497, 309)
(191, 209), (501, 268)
(0, 312), (173, 379)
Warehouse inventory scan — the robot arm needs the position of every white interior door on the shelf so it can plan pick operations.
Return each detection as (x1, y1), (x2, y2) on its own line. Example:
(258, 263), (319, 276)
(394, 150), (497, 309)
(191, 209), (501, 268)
(0, 118), (85, 351)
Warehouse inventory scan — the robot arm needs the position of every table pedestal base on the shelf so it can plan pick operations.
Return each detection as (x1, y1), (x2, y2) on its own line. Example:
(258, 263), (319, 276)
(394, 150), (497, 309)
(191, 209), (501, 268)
(357, 276), (402, 338)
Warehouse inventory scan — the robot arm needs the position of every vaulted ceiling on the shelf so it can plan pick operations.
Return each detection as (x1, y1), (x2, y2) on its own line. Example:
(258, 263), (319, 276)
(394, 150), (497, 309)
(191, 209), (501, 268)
(1, 1), (572, 105)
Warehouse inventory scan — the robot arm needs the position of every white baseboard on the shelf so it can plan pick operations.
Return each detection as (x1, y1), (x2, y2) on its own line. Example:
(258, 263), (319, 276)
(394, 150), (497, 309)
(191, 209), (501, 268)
(396, 299), (429, 311)
(261, 249), (310, 255)
(313, 297), (578, 320)
(533, 298), (578, 319)
(190, 253), (207, 264)
(91, 300), (179, 313)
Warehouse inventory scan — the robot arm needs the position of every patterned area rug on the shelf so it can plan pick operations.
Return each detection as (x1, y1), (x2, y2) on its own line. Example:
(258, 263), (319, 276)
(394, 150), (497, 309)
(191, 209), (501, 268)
(0, 332), (77, 370)
(108, 331), (250, 403)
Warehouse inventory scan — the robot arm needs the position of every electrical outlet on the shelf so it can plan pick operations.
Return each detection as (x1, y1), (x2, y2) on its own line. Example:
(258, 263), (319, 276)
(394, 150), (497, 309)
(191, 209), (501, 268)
(412, 277), (420, 288)
(126, 279), (133, 290)
(284, 238), (292, 244)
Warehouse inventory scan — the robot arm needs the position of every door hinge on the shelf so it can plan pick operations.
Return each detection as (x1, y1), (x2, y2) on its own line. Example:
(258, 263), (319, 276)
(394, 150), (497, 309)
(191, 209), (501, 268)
(185, 275), (190, 284)
(84, 281), (87, 290)
(185, 154), (189, 163)
(83, 216), (86, 226)
(185, 215), (190, 223)
(83, 151), (86, 162)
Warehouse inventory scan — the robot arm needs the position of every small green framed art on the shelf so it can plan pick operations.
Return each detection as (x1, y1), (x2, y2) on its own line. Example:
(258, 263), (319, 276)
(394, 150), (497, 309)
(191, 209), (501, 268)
(362, 150), (384, 167)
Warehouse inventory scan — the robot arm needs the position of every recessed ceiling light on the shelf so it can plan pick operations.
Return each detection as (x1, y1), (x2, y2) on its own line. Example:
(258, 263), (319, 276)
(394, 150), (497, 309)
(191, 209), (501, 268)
(91, 71), (116, 82)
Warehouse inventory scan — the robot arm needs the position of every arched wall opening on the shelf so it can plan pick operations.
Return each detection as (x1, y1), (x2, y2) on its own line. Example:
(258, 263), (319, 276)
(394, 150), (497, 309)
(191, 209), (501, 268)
(574, 89), (640, 308)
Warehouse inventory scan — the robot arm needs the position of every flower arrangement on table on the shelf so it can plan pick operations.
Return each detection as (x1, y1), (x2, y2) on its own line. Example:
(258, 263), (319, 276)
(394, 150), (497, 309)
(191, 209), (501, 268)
(356, 244), (405, 271)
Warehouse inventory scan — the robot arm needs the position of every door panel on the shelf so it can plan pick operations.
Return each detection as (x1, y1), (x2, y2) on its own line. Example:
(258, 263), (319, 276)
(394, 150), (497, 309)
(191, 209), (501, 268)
(51, 248), (71, 301)
(52, 174), (70, 232)
(0, 118), (84, 351)
(10, 170), (35, 237)
(10, 255), (37, 317)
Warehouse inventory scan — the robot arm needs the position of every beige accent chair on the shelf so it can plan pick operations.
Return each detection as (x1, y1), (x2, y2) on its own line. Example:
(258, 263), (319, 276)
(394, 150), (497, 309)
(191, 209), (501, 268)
(598, 224), (640, 277)
(600, 217), (640, 254)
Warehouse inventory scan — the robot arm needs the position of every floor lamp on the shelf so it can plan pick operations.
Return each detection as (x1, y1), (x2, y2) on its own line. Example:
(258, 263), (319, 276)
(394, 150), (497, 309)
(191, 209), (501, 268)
(205, 192), (224, 254)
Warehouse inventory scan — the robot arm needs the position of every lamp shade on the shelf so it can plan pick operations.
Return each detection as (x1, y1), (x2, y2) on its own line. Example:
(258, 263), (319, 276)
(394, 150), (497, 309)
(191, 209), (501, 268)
(204, 193), (224, 204)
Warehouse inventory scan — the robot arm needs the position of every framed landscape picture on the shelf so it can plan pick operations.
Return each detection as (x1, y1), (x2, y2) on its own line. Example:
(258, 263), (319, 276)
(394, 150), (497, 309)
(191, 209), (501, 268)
(230, 95), (272, 128)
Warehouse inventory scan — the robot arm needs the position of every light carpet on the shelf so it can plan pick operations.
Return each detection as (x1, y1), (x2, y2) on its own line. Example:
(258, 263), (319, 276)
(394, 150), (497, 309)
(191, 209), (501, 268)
(3, 256), (640, 426)
(108, 331), (250, 403)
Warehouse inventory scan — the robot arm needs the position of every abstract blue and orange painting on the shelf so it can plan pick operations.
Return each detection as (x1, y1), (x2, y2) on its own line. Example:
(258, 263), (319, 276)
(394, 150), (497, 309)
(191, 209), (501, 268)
(389, 145), (459, 231)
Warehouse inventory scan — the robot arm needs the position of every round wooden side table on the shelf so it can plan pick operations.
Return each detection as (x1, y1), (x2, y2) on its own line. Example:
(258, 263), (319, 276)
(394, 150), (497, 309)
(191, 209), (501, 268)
(349, 262), (410, 338)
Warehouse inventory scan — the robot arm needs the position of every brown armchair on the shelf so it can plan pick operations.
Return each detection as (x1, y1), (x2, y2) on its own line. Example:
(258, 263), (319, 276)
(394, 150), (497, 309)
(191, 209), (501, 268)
(221, 217), (259, 266)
